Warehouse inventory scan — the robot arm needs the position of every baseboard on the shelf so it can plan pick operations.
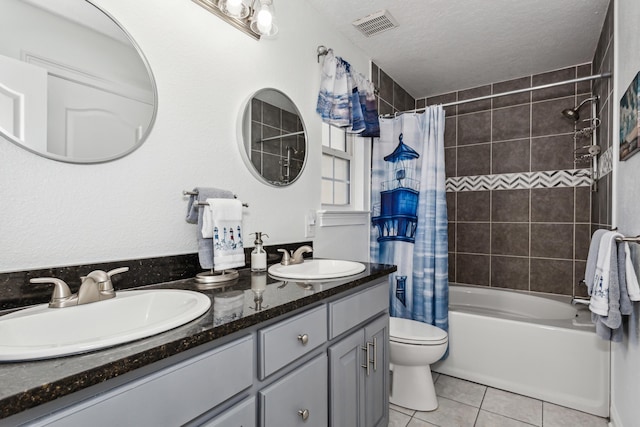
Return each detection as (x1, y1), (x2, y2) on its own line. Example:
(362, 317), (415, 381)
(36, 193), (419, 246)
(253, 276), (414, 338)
(609, 403), (621, 427)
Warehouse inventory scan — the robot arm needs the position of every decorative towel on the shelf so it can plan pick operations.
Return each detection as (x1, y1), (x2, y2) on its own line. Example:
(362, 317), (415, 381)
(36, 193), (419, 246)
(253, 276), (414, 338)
(590, 231), (621, 316)
(592, 238), (629, 342)
(354, 72), (380, 137)
(185, 187), (235, 270)
(624, 242), (640, 300)
(345, 61), (365, 134)
(203, 198), (245, 271)
(584, 229), (608, 295)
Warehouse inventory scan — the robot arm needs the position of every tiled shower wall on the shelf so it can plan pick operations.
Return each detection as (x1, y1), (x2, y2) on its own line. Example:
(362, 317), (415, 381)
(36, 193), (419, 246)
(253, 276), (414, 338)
(419, 66), (594, 296)
(371, 0), (613, 297)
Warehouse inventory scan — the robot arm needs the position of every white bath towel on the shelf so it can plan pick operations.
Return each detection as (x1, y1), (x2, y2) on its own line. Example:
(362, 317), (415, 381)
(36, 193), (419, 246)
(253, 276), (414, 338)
(624, 242), (640, 301)
(202, 198), (245, 271)
(590, 231), (623, 316)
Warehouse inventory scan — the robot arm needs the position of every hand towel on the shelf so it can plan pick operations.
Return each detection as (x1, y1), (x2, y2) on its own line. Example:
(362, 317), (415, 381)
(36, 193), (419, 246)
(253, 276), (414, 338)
(617, 243), (633, 316)
(354, 72), (380, 137)
(185, 187), (234, 269)
(345, 62), (365, 134)
(590, 231), (621, 316)
(584, 229), (608, 295)
(203, 198), (245, 271)
(624, 242), (640, 301)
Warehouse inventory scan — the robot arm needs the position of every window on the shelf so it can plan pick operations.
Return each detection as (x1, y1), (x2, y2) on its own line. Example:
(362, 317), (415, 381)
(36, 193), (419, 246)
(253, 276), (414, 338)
(321, 124), (353, 206)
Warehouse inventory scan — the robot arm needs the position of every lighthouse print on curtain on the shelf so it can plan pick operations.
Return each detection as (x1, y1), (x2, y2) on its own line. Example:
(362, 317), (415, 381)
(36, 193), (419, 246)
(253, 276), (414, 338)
(371, 107), (449, 333)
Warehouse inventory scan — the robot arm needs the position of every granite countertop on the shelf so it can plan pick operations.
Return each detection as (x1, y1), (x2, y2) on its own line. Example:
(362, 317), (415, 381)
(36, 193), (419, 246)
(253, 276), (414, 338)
(0, 262), (396, 420)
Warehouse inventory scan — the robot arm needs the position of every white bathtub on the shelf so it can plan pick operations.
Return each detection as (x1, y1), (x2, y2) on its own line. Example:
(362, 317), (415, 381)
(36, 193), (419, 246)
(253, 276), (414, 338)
(432, 285), (610, 417)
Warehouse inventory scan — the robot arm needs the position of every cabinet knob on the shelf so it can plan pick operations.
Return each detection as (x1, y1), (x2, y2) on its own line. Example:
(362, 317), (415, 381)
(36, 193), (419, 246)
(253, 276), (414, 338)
(298, 408), (310, 420)
(297, 334), (309, 345)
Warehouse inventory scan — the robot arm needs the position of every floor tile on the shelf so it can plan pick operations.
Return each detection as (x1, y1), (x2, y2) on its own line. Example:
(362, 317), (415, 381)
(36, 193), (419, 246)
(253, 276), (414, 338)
(542, 402), (609, 427)
(475, 410), (537, 427)
(407, 418), (439, 427)
(388, 408), (412, 427)
(391, 403), (416, 417)
(413, 396), (479, 427)
(435, 374), (487, 408)
(481, 388), (542, 426)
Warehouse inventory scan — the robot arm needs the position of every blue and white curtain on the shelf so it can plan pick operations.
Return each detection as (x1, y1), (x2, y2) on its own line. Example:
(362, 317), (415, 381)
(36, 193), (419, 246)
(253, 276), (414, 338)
(370, 106), (449, 333)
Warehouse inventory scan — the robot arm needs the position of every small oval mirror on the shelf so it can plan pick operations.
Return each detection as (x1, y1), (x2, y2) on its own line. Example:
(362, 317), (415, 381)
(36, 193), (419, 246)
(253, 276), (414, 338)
(239, 89), (307, 186)
(0, 0), (157, 163)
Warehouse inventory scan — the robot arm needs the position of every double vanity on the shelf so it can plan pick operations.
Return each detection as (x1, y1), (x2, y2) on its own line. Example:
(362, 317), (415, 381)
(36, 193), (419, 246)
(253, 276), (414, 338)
(0, 260), (395, 427)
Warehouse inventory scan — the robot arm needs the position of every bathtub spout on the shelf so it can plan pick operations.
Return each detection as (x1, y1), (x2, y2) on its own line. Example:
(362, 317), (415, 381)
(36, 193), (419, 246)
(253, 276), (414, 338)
(571, 297), (590, 306)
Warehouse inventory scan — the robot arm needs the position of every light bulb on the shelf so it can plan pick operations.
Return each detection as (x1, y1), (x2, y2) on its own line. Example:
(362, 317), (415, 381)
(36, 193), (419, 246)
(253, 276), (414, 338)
(256, 9), (273, 34)
(226, 0), (242, 16)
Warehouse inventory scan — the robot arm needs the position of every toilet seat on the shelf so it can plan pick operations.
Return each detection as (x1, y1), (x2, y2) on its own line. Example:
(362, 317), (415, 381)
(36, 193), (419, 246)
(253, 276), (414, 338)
(389, 317), (448, 345)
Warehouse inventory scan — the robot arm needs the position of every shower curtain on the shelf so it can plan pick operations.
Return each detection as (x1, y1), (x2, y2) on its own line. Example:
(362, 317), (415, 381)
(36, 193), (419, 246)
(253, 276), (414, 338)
(370, 106), (448, 333)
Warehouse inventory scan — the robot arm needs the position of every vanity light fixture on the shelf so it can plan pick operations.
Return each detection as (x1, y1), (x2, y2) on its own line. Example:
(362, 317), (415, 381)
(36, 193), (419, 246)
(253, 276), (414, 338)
(192, 0), (278, 40)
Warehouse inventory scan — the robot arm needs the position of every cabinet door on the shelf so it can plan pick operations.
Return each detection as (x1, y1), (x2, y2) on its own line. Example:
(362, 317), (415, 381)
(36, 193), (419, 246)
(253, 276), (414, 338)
(364, 315), (389, 427)
(259, 354), (328, 427)
(328, 329), (366, 427)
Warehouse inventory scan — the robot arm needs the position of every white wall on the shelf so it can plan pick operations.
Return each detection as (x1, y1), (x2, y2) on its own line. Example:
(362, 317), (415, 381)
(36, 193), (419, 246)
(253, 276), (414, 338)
(611, 0), (640, 425)
(0, 0), (371, 272)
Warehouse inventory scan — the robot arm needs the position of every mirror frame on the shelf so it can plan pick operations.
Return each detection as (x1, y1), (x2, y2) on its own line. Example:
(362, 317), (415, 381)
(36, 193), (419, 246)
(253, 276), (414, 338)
(237, 88), (307, 187)
(0, 0), (158, 164)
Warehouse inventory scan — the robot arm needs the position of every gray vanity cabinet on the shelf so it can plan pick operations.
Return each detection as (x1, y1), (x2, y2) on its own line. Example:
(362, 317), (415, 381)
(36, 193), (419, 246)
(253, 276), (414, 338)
(10, 278), (390, 427)
(329, 314), (388, 427)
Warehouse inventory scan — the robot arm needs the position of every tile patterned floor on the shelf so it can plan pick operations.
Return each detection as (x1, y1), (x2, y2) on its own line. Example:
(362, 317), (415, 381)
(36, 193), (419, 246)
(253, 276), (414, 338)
(388, 373), (609, 427)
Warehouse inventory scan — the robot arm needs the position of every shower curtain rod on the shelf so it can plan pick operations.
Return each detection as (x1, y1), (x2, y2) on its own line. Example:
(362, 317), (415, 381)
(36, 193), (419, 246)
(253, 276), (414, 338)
(390, 72), (612, 115)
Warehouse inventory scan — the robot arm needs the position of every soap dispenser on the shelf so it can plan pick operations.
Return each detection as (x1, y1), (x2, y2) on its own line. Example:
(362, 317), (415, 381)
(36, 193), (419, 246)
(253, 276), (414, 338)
(251, 232), (269, 272)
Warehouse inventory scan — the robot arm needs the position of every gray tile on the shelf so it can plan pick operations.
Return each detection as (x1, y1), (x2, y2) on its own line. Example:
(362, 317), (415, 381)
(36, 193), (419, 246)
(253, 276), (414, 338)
(445, 116), (457, 147)
(457, 222), (490, 254)
(492, 104), (531, 142)
(475, 410), (534, 427)
(458, 85), (492, 115)
(491, 256), (529, 290)
(389, 408), (412, 427)
(457, 144), (491, 176)
(456, 254), (490, 286)
(575, 224), (591, 261)
(492, 223), (529, 256)
(492, 139), (531, 174)
(575, 187), (591, 223)
(481, 388), (542, 426)
(542, 402), (608, 427)
(530, 223), (573, 259)
(530, 258), (573, 295)
(390, 403), (416, 417)
(531, 134), (576, 172)
(531, 67), (576, 102)
(492, 76), (531, 109)
(457, 191), (490, 222)
(458, 111), (491, 145)
(531, 98), (576, 137)
(445, 148), (457, 178)
(447, 192), (456, 223)
(492, 190), (530, 222)
(407, 418), (439, 427)
(413, 396), (479, 427)
(530, 188), (574, 223)
(428, 92), (457, 117)
(434, 374), (486, 408)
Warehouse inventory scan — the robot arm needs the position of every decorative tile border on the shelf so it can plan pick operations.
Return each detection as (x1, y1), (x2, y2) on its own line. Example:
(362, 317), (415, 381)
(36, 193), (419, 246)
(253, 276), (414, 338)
(598, 147), (613, 179)
(445, 169), (593, 192)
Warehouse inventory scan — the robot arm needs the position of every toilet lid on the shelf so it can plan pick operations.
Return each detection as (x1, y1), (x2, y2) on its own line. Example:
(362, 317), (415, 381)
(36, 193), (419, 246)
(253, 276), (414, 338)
(389, 317), (448, 345)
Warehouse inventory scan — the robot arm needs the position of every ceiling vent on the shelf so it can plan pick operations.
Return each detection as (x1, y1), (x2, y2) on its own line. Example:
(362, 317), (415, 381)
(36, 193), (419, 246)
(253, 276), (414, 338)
(352, 10), (399, 37)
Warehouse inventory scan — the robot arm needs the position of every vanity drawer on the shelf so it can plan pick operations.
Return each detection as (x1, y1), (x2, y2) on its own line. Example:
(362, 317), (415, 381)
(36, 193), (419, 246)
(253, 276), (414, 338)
(259, 354), (328, 427)
(328, 280), (388, 339)
(200, 396), (255, 427)
(38, 335), (253, 427)
(258, 304), (327, 379)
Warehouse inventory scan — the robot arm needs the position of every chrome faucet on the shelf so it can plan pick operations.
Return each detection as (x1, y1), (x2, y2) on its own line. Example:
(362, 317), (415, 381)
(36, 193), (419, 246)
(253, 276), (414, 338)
(277, 245), (313, 265)
(31, 267), (129, 308)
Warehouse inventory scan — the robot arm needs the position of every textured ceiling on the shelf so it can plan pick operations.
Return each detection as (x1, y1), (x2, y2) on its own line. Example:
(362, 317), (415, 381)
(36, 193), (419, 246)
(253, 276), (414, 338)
(306, 0), (610, 98)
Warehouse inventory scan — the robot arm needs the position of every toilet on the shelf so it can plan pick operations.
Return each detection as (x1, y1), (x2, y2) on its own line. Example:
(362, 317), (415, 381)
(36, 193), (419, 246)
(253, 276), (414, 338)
(389, 317), (448, 411)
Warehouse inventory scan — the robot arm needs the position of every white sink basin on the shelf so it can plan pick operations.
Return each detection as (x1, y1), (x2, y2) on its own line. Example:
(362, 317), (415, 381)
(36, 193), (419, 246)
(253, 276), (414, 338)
(0, 289), (211, 362)
(268, 259), (366, 280)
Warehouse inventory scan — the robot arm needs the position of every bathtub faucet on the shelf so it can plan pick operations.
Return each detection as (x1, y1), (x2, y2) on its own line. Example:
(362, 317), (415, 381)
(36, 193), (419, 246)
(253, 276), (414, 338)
(571, 297), (590, 306)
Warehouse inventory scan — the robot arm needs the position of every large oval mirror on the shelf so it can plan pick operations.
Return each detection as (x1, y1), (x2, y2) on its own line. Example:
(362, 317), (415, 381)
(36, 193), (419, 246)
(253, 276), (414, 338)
(0, 0), (157, 163)
(239, 89), (307, 186)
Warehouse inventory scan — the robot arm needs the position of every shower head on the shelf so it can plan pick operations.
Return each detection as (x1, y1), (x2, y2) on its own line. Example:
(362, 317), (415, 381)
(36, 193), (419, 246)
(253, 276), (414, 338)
(561, 96), (598, 121)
